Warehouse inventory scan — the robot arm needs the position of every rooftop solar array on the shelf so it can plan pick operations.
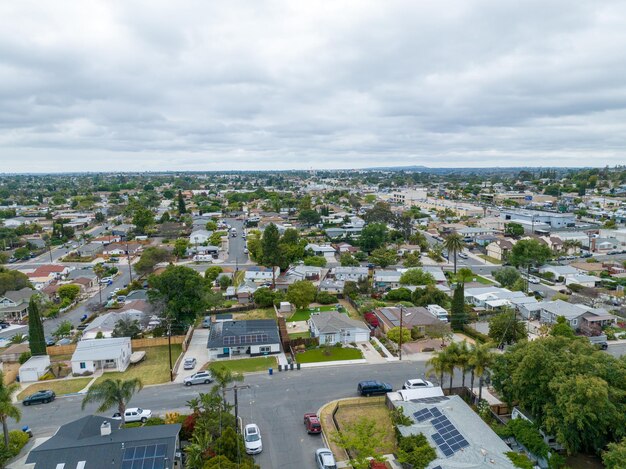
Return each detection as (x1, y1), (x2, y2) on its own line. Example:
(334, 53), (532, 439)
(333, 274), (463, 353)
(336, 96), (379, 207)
(412, 396), (449, 404)
(223, 333), (269, 345)
(121, 444), (168, 469)
(412, 407), (469, 458)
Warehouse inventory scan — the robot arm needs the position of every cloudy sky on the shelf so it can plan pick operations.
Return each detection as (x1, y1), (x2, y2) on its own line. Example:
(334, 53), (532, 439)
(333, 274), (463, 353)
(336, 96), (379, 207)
(1, 1), (625, 172)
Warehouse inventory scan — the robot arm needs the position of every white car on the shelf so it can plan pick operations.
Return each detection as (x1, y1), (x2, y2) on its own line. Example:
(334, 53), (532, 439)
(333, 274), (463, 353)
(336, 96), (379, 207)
(244, 423), (263, 454)
(112, 407), (152, 423)
(183, 357), (197, 370)
(100, 276), (113, 284)
(315, 448), (337, 469)
(402, 379), (434, 389)
(528, 276), (541, 284)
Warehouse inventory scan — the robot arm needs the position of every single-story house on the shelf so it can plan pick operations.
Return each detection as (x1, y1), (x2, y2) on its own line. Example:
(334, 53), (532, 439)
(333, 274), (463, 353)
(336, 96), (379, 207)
(0, 343), (30, 363)
(318, 279), (345, 294)
(206, 319), (281, 359)
(565, 274), (599, 288)
(305, 243), (337, 256)
(103, 242), (142, 257)
(82, 311), (146, 339)
(110, 224), (135, 238)
(375, 306), (443, 334)
(76, 242), (104, 258)
(464, 287), (528, 309)
(373, 270), (402, 291)
(538, 300), (588, 329)
(332, 266), (369, 282)
(22, 415), (181, 469)
(538, 265), (579, 280)
(332, 242), (359, 254)
(309, 311), (370, 344)
(486, 239), (515, 261)
(189, 229), (213, 244)
(244, 266), (280, 284)
(0, 287), (38, 321)
(71, 337), (132, 374)
(19, 355), (51, 383)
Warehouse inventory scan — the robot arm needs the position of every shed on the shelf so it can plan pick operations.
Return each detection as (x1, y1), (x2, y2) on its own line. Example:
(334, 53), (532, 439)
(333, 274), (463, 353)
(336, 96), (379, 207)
(19, 355), (51, 383)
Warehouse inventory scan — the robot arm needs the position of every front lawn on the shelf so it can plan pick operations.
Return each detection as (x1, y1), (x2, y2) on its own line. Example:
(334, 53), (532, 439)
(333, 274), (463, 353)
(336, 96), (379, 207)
(18, 378), (93, 400)
(288, 331), (311, 339)
(94, 345), (182, 386)
(207, 356), (277, 374)
(333, 400), (397, 454)
(296, 346), (363, 363)
(287, 305), (347, 322)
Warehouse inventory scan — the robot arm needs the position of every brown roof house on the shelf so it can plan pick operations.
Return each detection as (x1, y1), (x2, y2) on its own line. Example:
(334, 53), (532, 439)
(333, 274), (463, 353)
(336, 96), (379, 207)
(375, 306), (444, 335)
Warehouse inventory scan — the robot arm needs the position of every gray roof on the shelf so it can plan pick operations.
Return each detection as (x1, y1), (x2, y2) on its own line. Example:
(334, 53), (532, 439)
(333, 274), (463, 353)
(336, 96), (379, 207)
(25, 415), (180, 469)
(126, 289), (149, 301)
(309, 311), (369, 334)
(67, 269), (97, 280)
(540, 300), (587, 319)
(84, 311), (145, 334)
(71, 337), (130, 362)
(333, 266), (369, 276)
(1, 288), (37, 305)
(207, 319), (280, 348)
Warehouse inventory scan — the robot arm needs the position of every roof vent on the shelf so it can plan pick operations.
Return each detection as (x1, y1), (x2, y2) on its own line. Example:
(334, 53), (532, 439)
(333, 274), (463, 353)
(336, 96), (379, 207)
(100, 421), (111, 436)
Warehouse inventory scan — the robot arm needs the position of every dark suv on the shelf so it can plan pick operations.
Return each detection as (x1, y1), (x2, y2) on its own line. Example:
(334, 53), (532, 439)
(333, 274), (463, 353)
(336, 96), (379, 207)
(357, 380), (392, 396)
(22, 390), (56, 406)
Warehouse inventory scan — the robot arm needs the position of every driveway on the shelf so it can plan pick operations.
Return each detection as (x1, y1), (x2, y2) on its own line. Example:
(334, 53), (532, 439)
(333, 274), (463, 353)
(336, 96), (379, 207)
(174, 328), (210, 383)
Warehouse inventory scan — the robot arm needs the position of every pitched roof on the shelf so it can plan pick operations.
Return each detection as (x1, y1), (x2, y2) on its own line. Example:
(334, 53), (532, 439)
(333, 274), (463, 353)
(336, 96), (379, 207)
(71, 337), (130, 362)
(309, 311), (369, 333)
(2, 287), (37, 304)
(206, 319), (280, 348)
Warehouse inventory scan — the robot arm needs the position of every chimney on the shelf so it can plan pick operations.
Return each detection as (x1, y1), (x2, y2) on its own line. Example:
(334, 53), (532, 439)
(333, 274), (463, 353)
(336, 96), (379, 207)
(100, 421), (111, 436)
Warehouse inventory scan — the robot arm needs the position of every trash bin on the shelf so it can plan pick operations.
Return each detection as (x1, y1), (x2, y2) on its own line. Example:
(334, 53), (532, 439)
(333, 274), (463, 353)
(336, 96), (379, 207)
(297, 363), (301, 370)
(269, 368), (273, 376)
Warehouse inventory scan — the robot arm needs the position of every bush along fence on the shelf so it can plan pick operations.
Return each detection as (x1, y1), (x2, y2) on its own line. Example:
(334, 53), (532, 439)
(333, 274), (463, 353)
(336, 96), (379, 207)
(208, 304), (256, 315)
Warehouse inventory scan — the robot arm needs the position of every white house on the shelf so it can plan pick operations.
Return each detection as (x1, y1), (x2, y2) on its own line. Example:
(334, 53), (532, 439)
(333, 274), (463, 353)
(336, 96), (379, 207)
(309, 311), (370, 344)
(19, 355), (51, 383)
(332, 267), (369, 282)
(244, 266), (280, 284)
(71, 337), (132, 374)
(189, 229), (213, 245)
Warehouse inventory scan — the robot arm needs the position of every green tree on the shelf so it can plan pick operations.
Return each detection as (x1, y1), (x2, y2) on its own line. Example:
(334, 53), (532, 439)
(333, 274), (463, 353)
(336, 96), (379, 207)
(387, 326), (412, 344)
(359, 223), (388, 252)
(132, 207), (155, 235)
(206, 221), (218, 231)
(286, 281), (317, 309)
(210, 364), (244, 393)
(304, 256), (327, 267)
(550, 316), (575, 338)
(396, 433), (437, 469)
(81, 378), (144, 427)
(457, 267), (474, 283)
(402, 251), (422, 267)
(488, 309), (527, 345)
(205, 266), (223, 284)
(177, 190), (187, 214)
(13, 247), (30, 260)
(509, 239), (552, 288)
(426, 352), (446, 385)
(57, 284), (80, 302)
(363, 202), (394, 224)
(412, 285), (449, 308)
(505, 223), (525, 237)
(27, 297), (46, 356)
(400, 268), (435, 286)
(261, 223), (281, 287)
(172, 238), (189, 259)
(494, 267), (522, 288)
(603, 438), (626, 469)
(134, 247), (171, 276)
(385, 288), (413, 302)
(340, 253), (360, 267)
(330, 417), (386, 469)
(218, 275), (232, 290)
(0, 371), (21, 449)
(443, 233), (465, 274)
(298, 209), (321, 226)
(253, 287), (276, 308)
(425, 321), (452, 346)
(112, 316), (142, 339)
(149, 266), (211, 324)
(368, 248), (397, 268)
(449, 284), (466, 330)
(468, 343), (494, 403)
(52, 320), (72, 339)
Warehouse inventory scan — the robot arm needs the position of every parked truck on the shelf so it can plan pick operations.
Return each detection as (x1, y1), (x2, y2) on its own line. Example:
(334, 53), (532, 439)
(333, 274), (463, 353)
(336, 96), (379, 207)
(589, 335), (608, 350)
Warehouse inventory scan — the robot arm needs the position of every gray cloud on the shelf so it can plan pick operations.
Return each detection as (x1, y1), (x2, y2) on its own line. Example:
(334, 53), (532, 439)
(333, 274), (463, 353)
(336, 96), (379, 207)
(1, 0), (626, 172)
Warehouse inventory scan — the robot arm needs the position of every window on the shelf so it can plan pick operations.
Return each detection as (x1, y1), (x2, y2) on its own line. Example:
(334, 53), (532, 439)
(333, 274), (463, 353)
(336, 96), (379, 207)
(259, 346), (271, 353)
(80, 362), (86, 369)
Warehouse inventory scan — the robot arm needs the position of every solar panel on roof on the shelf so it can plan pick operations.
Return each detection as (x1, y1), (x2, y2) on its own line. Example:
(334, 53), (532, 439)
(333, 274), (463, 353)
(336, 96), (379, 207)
(122, 444), (169, 469)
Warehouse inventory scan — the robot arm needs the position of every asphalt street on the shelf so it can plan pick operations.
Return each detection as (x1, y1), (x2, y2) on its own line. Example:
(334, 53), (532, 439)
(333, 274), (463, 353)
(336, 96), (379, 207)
(13, 362), (433, 468)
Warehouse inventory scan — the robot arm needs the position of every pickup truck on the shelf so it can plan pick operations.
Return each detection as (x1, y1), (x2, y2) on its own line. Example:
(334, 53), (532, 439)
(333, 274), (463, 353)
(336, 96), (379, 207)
(112, 407), (152, 423)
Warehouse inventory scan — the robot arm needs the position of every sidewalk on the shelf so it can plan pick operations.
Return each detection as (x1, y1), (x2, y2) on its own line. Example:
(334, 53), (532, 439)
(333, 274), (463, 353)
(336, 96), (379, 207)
(358, 341), (386, 364)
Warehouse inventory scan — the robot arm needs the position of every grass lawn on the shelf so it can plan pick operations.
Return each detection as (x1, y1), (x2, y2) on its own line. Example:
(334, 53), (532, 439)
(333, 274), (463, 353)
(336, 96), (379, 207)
(94, 345), (182, 386)
(18, 378), (93, 400)
(233, 308), (277, 320)
(287, 305), (346, 322)
(207, 356), (277, 374)
(331, 398), (396, 455)
(296, 347), (363, 363)
(478, 254), (502, 265)
(288, 331), (311, 339)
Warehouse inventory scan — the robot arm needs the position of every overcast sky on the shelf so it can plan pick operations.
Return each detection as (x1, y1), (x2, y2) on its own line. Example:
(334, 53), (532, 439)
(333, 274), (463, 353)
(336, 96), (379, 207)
(1, 1), (625, 172)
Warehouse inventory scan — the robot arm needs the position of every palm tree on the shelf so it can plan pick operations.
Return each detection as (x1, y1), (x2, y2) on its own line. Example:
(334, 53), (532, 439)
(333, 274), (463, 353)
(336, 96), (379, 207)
(442, 342), (460, 393)
(426, 352), (446, 386)
(561, 239), (582, 256)
(468, 343), (493, 403)
(81, 378), (143, 427)
(444, 233), (465, 275)
(0, 372), (21, 448)
(455, 341), (471, 392)
(93, 263), (106, 305)
(211, 364), (243, 393)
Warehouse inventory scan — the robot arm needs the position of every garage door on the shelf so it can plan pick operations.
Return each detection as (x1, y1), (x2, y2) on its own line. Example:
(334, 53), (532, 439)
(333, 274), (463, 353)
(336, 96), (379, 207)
(354, 332), (370, 342)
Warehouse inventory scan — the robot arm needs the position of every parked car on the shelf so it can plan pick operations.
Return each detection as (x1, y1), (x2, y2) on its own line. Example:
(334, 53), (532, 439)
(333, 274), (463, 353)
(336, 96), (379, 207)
(22, 390), (55, 406)
(0, 321), (10, 329)
(202, 316), (212, 328)
(183, 357), (197, 370)
(183, 371), (213, 386)
(100, 276), (113, 284)
(532, 290), (546, 298)
(357, 380), (392, 396)
(458, 252), (469, 259)
(55, 338), (72, 346)
(244, 423), (263, 454)
(315, 448), (337, 469)
(528, 276), (541, 284)
(402, 379), (434, 389)
(45, 336), (56, 346)
(112, 408), (152, 423)
(304, 413), (322, 434)
(580, 252), (593, 258)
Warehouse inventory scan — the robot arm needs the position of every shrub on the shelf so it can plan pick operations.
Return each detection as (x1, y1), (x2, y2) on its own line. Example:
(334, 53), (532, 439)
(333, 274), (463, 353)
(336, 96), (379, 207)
(461, 324), (489, 343)
(164, 412), (180, 424)
(316, 291), (337, 304)
(124, 422), (142, 428)
(38, 371), (55, 381)
(145, 417), (165, 426)
(396, 433), (437, 469)
(507, 419), (549, 458)
(8, 430), (29, 456)
(181, 414), (197, 440)
(506, 452), (534, 469)
(18, 351), (32, 365)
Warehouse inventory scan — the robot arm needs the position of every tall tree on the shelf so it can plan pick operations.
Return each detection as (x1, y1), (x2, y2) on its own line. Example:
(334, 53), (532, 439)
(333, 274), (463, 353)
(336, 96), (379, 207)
(488, 309), (527, 345)
(359, 223), (388, 253)
(81, 378), (144, 427)
(509, 239), (552, 289)
(27, 297), (46, 356)
(0, 371), (20, 449)
(260, 223), (281, 287)
(286, 281), (317, 309)
(450, 283), (466, 330)
(177, 190), (187, 214)
(443, 233), (465, 275)
(426, 352), (445, 386)
(468, 343), (493, 403)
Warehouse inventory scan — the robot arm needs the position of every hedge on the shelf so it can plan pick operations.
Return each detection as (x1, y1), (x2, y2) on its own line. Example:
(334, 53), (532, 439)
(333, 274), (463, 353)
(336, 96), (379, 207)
(461, 325), (490, 343)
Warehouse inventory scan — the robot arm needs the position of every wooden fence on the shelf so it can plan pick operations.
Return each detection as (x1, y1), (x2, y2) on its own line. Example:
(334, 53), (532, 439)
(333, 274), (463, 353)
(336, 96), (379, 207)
(46, 335), (186, 356)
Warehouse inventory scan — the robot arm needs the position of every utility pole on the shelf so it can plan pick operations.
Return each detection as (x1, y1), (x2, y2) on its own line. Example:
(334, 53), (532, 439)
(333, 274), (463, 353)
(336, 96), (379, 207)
(166, 315), (173, 382)
(398, 304), (404, 361)
(125, 241), (133, 284)
(224, 384), (251, 432)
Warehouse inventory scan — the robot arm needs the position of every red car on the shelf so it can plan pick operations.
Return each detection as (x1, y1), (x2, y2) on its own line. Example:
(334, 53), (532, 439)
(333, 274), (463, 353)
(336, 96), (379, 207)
(303, 413), (322, 434)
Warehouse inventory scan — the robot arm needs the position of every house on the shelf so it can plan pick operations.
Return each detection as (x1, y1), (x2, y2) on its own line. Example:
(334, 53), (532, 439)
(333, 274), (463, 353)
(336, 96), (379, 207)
(76, 242), (104, 258)
(0, 288), (38, 321)
(29, 264), (71, 280)
(419, 266), (447, 284)
(457, 227), (495, 242)
(375, 306), (443, 334)
(244, 266), (280, 284)
(464, 287), (529, 310)
(18, 355), (51, 383)
(319, 278), (345, 294)
(2, 217), (33, 228)
(103, 242), (142, 257)
(71, 337), (132, 374)
(486, 239), (515, 261)
(91, 235), (121, 245)
(0, 343), (30, 363)
(22, 415), (181, 469)
(82, 310), (146, 339)
(538, 265), (579, 280)
(206, 319), (281, 359)
(332, 266), (369, 282)
(538, 300), (589, 329)
(332, 242), (358, 254)
(234, 281), (258, 304)
(389, 393), (516, 468)
(309, 311), (370, 344)
(110, 223), (135, 238)
(592, 237), (619, 253)
(189, 229), (213, 244)
(373, 270), (402, 291)
(305, 243), (337, 256)
(565, 274), (599, 288)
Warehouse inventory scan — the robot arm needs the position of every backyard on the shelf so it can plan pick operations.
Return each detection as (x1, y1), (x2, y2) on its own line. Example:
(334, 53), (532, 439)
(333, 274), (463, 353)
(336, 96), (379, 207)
(207, 356), (277, 373)
(18, 378), (93, 400)
(287, 305), (348, 322)
(295, 346), (363, 363)
(94, 345), (182, 386)
(288, 331), (311, 339)
(232, 308), (277, 320)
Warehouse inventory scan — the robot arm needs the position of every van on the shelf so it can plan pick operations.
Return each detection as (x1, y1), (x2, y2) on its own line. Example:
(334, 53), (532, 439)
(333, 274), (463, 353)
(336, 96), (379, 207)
(357, 380), (392, 397)
(202, 316), (212, 328)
